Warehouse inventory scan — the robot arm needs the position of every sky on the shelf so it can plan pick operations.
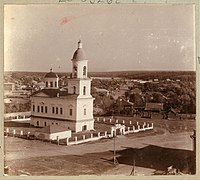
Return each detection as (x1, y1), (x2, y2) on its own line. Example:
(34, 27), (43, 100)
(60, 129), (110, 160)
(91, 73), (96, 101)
(4, 4), (195, 72)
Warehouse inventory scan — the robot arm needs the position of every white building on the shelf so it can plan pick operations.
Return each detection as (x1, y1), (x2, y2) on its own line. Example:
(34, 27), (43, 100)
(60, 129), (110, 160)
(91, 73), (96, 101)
(30, 40), (94, 132)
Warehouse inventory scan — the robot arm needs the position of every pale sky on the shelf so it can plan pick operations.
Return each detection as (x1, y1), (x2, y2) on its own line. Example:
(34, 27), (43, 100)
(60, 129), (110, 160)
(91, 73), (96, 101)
(4, 4), (195, 72)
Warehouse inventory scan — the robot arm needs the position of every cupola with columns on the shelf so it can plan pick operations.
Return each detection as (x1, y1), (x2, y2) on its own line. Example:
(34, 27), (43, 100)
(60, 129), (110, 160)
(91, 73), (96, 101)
(44, 68), (59, 89)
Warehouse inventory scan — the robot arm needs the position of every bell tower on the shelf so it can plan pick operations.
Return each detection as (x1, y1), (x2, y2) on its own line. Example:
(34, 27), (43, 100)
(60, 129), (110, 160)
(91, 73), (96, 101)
(67, 40), (94, 132)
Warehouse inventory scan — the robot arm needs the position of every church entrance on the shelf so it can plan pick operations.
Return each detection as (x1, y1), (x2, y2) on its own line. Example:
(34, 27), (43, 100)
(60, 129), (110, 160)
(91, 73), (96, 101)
(82, 125), (87, 131)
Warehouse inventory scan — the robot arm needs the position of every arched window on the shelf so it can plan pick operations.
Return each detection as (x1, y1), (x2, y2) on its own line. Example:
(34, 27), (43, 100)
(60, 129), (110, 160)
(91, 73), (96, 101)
(83, 86), (86, 95)
(73, 86), (76, 94)
(83, 66), (86, 76)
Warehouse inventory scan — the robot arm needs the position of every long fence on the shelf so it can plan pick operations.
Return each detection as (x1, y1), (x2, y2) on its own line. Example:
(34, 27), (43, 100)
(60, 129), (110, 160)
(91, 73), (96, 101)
(4, 120), (154, 146)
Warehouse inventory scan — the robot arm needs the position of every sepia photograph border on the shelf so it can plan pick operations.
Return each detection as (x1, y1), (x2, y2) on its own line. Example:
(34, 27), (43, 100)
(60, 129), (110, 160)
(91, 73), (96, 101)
(0, 0), (199, 179)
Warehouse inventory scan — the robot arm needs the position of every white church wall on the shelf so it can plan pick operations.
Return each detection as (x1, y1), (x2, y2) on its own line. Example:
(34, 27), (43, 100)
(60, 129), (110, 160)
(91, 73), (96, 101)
(31, 96), (77, 120)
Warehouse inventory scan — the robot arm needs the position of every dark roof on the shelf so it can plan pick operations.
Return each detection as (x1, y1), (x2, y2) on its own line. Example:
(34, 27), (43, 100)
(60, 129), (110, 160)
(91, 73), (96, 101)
(44, 71), (58, 78)
(31, 88), (69, 97)
(72, 48), (86, 61)
(145, 103), (164, 111)
(36, 125), (69, 134)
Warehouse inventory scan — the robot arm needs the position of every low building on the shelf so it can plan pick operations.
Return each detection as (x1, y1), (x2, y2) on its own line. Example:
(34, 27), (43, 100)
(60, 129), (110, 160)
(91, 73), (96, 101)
(35, 124), (71, 141)
(142, 103), (164, 118)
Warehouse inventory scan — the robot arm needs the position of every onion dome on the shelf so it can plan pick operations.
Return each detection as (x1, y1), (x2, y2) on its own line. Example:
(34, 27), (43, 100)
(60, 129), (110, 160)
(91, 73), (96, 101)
(72, 40), (86, 61)
(44, 68), (58, 78)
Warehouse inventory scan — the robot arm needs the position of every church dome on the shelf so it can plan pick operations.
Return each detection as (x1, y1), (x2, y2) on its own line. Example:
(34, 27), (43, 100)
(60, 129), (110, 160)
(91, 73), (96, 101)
(72, 40), (86, 61)
(44, 68), (58, 78)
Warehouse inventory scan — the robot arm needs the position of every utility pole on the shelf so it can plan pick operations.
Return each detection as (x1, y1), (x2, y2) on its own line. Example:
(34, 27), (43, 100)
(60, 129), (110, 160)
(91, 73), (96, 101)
(130, 159), (135, 175)
(113, 130), (118, 165)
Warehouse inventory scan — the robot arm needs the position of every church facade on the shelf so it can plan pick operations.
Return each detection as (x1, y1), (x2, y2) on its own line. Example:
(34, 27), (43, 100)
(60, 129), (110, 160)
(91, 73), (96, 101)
(30, 41), (94, 132)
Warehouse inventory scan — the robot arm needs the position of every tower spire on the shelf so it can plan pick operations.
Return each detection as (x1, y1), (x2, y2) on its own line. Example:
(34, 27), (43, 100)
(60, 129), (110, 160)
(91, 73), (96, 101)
(78, 40), (82, 49)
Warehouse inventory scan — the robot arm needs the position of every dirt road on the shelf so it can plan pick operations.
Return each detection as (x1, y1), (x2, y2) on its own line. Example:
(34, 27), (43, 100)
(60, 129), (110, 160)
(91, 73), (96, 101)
(5, 130), (193, 162)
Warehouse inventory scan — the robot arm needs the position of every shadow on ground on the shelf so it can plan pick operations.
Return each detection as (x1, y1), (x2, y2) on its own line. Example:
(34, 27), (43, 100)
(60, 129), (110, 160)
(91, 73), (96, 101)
(114, 145), (195, 174)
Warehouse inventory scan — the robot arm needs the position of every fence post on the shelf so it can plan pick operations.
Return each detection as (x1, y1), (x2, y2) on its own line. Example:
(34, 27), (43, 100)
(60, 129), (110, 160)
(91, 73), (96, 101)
(66, 138), (69, 145)
(75, 136), (77, 144)
(128, 127), (130, 132)
(27, 131), (30, 139)
(137, 122), (139, 125)
(138, 125), (140, 130)
(83, 135), (85, 140)
(91, 133), (93, 139)
(105, 131), (107, 137)
(111, 129), (113, 137)
(151, 123), (154, 128)
(122, 120), (125, 124)
(130, 121), (132, 125)
(133, 125), (135, 131)
(6, 128), (9, 136)
(147, 124), (149, 128)
(116, 119), (118, 123)
(98, 132), (100, 137)
(57, 137), (60, 145)
(20, 130), (23, 136)
(13, 129), (16, 137)
(110, 119), (112, 123)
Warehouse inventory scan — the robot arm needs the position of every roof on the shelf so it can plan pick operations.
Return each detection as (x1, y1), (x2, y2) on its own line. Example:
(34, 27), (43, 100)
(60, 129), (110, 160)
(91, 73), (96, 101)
(44, 71), (58, 78)
(72, 40), (86, 61)
(36, 125), (69, 134)
(145, 103), (164, 111)
(31, 88), (69, 97)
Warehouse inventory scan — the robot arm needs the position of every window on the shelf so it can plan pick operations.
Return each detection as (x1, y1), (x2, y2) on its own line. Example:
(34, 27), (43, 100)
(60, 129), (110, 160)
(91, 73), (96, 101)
(33, 105), (35, 112)
(56, 123), (58, 125)
(73, 86), (76, 94)
(50, 82), (53, 87)
(55, 81), (57, 87)
(41, 106), (44, 113)
(46, 81), (48, 87)
(83, 66), (86, 76)
(37, 106), (40, 112)
(56, 107), (58, 114)
(52, 122), (54, 125)
(52, 107), (55, 114)
(60, 108), (63, 114)
(37, 121), (39, 126)
(82, 125), (87, 131)
(84, 108), (86, 115)
(70, 109), (72, 116)
(83, 86), (86, 95)
(45, 106), (47, 113)
(44, 122), (47, 126)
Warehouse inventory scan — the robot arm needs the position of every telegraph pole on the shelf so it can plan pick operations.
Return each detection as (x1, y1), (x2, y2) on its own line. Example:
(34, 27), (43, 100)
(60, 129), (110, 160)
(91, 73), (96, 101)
(113, 129), (118, 165)
(130, 159), (135, 175)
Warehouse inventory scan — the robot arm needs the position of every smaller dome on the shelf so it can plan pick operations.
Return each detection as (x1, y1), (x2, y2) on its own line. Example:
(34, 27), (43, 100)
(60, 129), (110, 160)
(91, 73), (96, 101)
(45, 68), (58, 78)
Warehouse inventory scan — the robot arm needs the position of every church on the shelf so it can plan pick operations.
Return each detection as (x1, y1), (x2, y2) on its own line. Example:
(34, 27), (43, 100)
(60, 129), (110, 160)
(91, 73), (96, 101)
(30, 40), (94, 132)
